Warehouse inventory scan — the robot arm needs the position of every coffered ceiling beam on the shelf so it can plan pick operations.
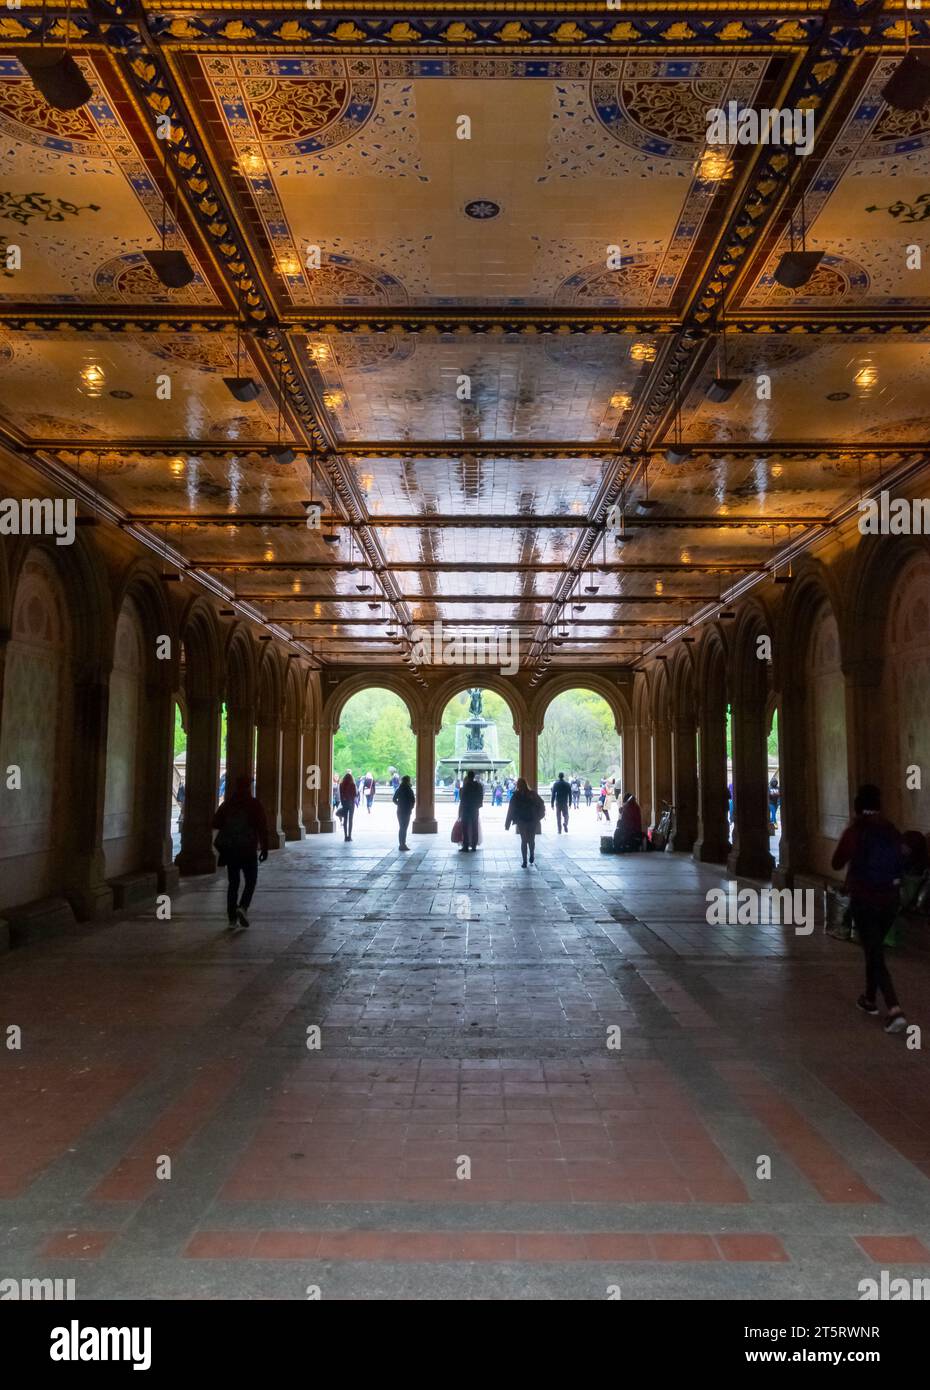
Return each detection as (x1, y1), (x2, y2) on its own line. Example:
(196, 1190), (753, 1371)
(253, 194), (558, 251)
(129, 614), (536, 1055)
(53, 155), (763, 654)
(127, 513), (831, 529)
(237, 593), (724, 605)
(186, 560), (765, 573)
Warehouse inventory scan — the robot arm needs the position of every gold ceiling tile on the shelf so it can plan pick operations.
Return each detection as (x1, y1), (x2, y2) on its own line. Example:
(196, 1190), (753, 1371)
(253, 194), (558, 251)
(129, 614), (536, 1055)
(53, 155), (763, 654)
(333, 22), (366, 42)
(388, 22), (421, 43)
(553, 23), (586, 43)
(220, 22), (255, 41)
(168, 19), (198, 41)
(607, 23), (637, 41)
(442, 23), (476, 43)
(498, 22), (531, 43)
(278, 22), (311, 43)
(719, 22), (751, 42)
(663, 23), (697, 41)
(775, 21), (807, 43)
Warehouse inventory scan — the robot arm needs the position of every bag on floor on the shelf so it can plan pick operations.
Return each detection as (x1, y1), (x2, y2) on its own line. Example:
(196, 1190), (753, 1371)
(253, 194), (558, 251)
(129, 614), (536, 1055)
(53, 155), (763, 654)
(451, 819), (463, 844)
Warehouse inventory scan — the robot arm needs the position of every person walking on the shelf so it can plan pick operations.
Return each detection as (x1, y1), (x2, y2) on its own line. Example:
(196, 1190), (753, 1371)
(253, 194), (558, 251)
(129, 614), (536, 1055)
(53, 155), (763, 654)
(339, 769), (357, 842)
(832, 784), (907, 1034)
(596, 781), (611, 822)
(571, 777), (581, 810)
(212, 775), (269, 928)
(584, 780), (593, 807)
(393, 774), (415, 851)
(458, 769), (484, 852)
(551, 771), (571, 834)
(364, 772), (376, 813)
(506, 777), (545, 867)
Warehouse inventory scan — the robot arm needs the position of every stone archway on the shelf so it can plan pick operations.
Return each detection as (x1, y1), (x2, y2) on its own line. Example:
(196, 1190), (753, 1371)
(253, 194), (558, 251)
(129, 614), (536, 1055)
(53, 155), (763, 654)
(176, 598), (224, 875)
(727, 600), (776, 880)
(693, 625), (731, 865)
(776, 561), (848, 885)
(0, 547), (73, 911)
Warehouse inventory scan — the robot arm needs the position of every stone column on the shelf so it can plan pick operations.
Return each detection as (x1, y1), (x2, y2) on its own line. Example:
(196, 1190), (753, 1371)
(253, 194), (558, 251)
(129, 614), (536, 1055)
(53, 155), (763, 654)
(518, 721), (539, 791)
(727, 697), (774, 880)
(65, 672), (114, 918)
(670, 714), (698, 852)
(256, 712), (285, 850)
(301, 720), (321, 834)
(225, 700), (256, 788)
(176, 693), (221, 875)
(693, 702), (730, 864)
(650, 719), (672, 832)
(280, 717), (305, 842)
(412, 723), (438, 834)
(634, 722), (653, 826)
(318, 720), (335, 833)
(772, 676), (805, 886)
(621, 722), (635, 795)
(143, 679), (179, 893)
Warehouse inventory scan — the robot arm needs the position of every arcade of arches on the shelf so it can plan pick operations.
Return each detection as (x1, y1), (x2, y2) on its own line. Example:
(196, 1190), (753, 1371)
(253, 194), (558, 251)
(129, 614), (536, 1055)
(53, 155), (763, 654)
(2, 519), (928, 927)
(5, 6), (930, 1308)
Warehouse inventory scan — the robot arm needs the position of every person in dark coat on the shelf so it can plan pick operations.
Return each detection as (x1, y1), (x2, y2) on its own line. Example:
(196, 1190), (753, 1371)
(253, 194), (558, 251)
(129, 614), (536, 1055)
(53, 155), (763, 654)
(393, 775), (416, 851)
(614, 792), (643, 852)
(212, 775), (269, 928)
(506, 777), (545, 867)
(458, 769), (484, 852)
(551, 771), (571, 834)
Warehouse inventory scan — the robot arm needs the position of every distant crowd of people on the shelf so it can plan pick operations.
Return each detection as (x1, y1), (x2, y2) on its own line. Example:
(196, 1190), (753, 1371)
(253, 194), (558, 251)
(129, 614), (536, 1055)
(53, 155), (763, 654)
(211, 768), (924, 1042)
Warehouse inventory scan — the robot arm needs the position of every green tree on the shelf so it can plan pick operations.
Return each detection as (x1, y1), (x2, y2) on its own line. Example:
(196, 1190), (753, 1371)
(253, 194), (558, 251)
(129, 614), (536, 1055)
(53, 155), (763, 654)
(538, 689), (620, 783)
(333, 689), (414, 780)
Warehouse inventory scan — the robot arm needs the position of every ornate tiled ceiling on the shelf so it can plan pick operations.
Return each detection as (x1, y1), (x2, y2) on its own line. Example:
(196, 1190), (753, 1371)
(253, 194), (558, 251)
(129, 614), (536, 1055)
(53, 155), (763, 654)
(2, 2), (930, 669)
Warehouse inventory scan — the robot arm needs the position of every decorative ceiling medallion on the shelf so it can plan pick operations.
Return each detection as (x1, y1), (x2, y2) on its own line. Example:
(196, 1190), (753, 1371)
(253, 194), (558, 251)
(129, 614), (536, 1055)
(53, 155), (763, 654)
(464, 199), (501, 220)
(94, 253), (203, 305)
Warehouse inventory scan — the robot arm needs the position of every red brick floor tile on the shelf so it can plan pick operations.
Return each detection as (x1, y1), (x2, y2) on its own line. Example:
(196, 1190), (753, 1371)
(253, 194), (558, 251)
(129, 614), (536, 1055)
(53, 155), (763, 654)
(716, 1234), (790, 1262)
(185, 1232), (258, 1258)
(651, 1234), (720, 1261)
(855, 1236), (930, 1263)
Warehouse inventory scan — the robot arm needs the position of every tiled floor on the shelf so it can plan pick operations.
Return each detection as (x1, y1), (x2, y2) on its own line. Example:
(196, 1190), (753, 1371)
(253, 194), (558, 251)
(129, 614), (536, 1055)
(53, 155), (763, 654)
(2, 802), (929, 1299)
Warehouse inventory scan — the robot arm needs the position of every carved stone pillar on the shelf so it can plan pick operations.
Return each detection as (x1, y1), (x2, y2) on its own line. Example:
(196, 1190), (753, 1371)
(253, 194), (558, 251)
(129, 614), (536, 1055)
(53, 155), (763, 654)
(256, 712), (285, 850)
(412, 722), (437, 834)
(176, 693), (221, 876)
(670, 715), (698, 852)
(280, 717), (305, 842)
(65, 672), (114, 918)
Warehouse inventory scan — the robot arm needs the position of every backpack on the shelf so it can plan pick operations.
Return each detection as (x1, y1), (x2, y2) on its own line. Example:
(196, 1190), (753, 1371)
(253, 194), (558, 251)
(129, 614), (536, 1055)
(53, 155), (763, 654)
(851, 820), (900, 891)
(215, 802), (254, 858)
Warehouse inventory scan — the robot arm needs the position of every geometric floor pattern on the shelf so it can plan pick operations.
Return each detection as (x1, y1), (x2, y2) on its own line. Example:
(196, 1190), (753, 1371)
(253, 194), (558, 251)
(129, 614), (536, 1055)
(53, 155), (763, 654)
(3, 802), (929, 1299)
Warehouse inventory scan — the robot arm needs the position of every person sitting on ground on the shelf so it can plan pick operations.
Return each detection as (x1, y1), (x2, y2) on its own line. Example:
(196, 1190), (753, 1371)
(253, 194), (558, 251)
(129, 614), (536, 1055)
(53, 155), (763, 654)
(338, 769), (357, 842)
(886, 830), (930, 948)
(212, 775), (269, 928)
(393, 774), (416, 851)
(613, 791), (643, 852)
(506, 777), (546, 867)
(458, 769), (484, 852)
(831, 783), (907, 1035)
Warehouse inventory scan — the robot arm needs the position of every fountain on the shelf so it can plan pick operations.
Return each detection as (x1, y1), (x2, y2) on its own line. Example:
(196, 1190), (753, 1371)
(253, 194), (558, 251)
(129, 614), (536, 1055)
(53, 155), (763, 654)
(437, 687), (513, 782)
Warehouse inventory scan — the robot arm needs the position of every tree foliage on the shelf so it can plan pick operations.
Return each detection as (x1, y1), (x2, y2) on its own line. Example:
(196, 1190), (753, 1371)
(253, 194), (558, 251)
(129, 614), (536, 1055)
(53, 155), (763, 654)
(333, 689), (415, 780)
(538, 689), (620, 783)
